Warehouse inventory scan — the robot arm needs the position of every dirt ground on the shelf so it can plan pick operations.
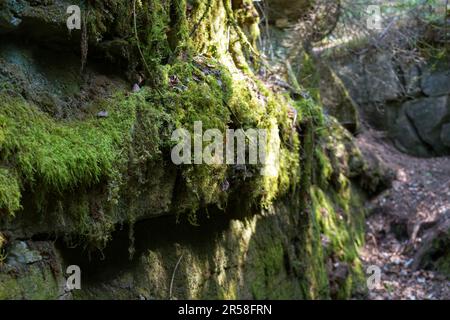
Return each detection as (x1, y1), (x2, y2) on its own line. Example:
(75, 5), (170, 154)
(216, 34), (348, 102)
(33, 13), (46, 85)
(356, 127), (450, 300)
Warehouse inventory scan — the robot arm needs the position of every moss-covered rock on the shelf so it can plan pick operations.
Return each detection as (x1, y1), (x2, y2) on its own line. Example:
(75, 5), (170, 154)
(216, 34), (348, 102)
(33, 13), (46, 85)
(0, 0), (376, 300)
(0, 241), (64, 300)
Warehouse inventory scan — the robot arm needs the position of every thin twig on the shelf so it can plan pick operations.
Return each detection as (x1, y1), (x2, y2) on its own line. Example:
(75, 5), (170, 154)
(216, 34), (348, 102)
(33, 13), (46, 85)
(169, 253), (184, 300)
(132, 0), (165, 105)
(133, 0), (153, 84)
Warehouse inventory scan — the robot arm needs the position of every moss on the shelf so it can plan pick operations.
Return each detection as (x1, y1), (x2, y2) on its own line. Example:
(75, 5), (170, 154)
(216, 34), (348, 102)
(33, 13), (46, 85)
(296, 52), (322, 102)
(293, 51), (360, 133)
(163, 57), (301, 213)
(218, 281), (238, 300)
(0, 264), (60, 300)
(0, 91), (152, 245)
(0, 168), (21, 215)
(295, 96), (326, 129)
(0, 94), (138, 193)
(310, 188), (363, 261)
(427, 232), (450, 279)
(307, 186), (365, 299)
(0, 46), (300, 241)
(250, 240), (294, 299)
(435, 251), (450, 278)
(1, 0), (372, 300)
(315, 148), (333, 187)
(293, 103), (367, 299)
(0, 59), (225, 238)
(224, 76), (301, 207)
(233, 0), (260, 49)
(300, 205), (331, 299)
(167, 0), (190, 53)
(308, 141), (367, 298)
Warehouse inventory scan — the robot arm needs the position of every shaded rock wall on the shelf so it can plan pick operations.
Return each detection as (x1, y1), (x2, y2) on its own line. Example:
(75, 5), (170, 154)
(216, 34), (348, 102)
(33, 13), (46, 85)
(332, 52), (450, 157)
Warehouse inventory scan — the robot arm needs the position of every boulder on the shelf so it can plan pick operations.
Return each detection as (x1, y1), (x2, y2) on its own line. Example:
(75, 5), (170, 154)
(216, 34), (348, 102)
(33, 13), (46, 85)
(334, 54), (403, 105)
(391, 113), (431, 157)
(422, 69), (450, 97)
(405, 96), (450, 154)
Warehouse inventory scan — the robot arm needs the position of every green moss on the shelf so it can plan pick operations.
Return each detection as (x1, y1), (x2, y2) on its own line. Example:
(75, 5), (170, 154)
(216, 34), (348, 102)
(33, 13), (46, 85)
(293, 51), (360, 132)
(0, 58), (226, 236)
(307, 186), (365, 299)
(1, 0), (372, 300)
(435, 252), (450, 278)
(315, 148), (333, 187)
(296, 52), (322, 102)
(0, 91), (152, 245)
(164, 57), (301, 213)
(311, 188), (362, 261)
(300, 204), (331, 299)
(0, 45), (301, 240)
(293, 105), (367, 299)
(0, 94), (139, 192)
(0, 264), (60, 300)
(0, 168), (21, 215)
(428, 233), (450, 279)
(251, 240), (284, 299)
(295, 96), (325, 129)
(234, 0), (260, 49)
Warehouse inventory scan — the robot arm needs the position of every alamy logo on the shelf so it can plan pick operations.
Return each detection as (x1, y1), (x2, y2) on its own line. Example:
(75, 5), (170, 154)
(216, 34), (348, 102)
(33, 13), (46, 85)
(66, 5), (81, 30)
(367, 5), (382, 30)
(366, 265), (381, 290)
(171, 121), (279, 177)
(66, 265), (81, 290)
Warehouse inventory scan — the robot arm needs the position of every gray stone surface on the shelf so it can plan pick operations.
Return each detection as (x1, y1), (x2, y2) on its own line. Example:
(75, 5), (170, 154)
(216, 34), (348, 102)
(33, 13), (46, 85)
(317, 60), (360, 132)
(422, 69), (450, 97)
(441, 123), (450, 147)
(405, 96), (450, 154)
(6, 241), (42, 266)
(335, 54), (403, 105)
(402, 63), (422, 97)
(334, 49), (450, 156)
(391, 113), (431, 157)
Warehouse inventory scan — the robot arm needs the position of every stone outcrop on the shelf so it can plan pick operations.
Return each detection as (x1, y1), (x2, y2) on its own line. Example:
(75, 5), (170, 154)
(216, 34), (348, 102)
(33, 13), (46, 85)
(332, 52), (450, 157)
(0, 0), (385, 300)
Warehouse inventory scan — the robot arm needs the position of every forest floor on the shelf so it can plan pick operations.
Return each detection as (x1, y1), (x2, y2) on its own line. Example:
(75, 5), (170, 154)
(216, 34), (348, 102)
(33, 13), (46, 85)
(356, 126), (450, 300)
